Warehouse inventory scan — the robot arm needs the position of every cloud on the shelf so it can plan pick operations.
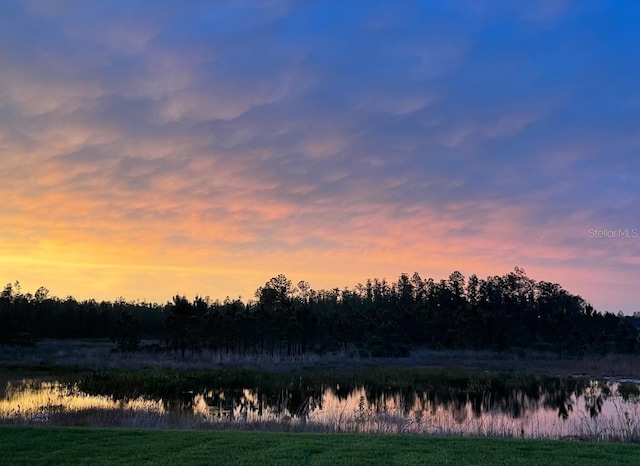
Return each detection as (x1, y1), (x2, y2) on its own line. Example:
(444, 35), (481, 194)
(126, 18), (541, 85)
(0, 0), (638, 311)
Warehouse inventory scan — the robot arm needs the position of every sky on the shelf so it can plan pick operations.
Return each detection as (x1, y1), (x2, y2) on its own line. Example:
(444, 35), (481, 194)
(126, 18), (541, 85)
(1, 0), (639, 312)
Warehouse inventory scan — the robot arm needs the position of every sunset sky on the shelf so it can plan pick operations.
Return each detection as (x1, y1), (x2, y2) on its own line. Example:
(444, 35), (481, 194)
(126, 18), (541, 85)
(1, 1), (639, 312)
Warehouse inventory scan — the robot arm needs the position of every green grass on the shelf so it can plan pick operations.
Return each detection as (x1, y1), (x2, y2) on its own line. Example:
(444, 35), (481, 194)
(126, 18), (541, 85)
(2, 426), (640, 465)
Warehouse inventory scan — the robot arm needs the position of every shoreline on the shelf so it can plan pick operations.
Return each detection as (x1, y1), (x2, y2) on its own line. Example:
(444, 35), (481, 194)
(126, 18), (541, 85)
(2, 339), (640, 379)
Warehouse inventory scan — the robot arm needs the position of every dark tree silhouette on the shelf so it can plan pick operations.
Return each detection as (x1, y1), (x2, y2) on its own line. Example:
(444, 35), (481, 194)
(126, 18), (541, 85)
(1, 268), (638, 357)
(113, 310), (141, 352)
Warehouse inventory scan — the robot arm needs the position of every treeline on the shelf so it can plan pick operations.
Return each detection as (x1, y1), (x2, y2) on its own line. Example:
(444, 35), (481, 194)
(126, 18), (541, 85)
(1, 268), (638, 356)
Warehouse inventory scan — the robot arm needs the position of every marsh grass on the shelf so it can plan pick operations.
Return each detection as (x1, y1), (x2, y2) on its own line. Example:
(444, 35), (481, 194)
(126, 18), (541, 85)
(0, 380), (165, 426)
(4, 407), (640, 441)
(564, 403), (640, 442)
(4, 340), (640, 379)
(4, 346), (640, 442)
(3, 380), (640, 442)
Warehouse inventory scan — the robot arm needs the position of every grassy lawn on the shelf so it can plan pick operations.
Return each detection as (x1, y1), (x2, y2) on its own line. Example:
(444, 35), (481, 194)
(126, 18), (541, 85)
(2, 426), (640, 465)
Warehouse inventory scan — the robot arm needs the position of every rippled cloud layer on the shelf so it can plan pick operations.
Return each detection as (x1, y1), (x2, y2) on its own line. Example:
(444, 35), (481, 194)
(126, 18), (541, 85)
(1, 1), (639, 311)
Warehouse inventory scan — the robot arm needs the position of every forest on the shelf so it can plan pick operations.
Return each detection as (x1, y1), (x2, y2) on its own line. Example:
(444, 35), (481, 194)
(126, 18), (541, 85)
(1, 268), (638, 357)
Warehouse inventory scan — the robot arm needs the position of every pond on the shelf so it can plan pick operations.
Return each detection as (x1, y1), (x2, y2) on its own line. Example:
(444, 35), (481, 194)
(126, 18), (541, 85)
(2, 370), (639, 440)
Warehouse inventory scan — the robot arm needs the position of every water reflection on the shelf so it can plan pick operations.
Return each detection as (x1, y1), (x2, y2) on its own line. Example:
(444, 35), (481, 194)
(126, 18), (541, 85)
(2, 376), (639, 439)
(0, 380), (164, 420)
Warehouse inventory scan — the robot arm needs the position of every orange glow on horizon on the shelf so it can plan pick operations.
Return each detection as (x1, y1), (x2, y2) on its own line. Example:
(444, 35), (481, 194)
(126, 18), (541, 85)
(2, 1), (639, 313)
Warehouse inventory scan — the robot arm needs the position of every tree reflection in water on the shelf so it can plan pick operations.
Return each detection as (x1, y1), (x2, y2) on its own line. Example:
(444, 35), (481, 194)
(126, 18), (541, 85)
(3, 374), (639, 438)
(182, 376), (633, 433)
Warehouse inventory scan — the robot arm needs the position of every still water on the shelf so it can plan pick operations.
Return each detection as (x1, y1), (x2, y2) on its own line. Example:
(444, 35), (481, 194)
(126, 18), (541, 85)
(2, 374), (639, 439)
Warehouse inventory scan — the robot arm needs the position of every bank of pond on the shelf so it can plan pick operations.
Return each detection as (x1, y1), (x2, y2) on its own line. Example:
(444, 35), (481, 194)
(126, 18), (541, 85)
(1, 367), (640, 441)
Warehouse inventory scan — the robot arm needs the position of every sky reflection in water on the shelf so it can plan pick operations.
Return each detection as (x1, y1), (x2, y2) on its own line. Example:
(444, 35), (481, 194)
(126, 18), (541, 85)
(2, 378), (639, 438)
